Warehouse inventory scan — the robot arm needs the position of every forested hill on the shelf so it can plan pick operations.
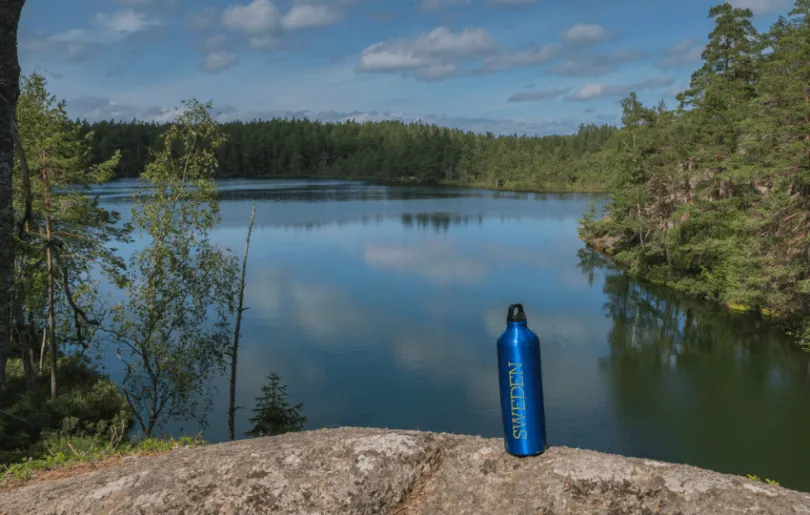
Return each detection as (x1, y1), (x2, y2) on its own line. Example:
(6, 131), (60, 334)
(80, 118), (618, 192)
(580, 1), (810, 345)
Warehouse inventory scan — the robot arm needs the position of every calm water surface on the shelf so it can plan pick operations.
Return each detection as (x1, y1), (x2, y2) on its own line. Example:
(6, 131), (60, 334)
(93, 179), (810, 491)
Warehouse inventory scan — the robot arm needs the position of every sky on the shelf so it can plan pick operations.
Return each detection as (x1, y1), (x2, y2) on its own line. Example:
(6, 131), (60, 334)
(17, 0), (791, 136)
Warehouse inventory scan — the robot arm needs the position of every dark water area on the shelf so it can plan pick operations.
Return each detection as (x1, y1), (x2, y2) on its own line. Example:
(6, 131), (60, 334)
(91, 178), (810, 492)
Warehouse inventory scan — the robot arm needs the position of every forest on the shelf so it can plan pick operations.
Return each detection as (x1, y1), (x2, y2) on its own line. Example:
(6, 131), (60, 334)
(80, 118), (618, 192)
(579, 1), (810, 346)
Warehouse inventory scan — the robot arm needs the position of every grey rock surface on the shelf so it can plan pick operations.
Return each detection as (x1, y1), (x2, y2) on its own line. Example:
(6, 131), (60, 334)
(1, 427), (808, 515)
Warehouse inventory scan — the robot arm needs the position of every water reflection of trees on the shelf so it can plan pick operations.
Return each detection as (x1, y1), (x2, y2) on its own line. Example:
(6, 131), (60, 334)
(401, 212), (483, 233)
(577, 248), (810, 491)
(215, 185), (471, 203)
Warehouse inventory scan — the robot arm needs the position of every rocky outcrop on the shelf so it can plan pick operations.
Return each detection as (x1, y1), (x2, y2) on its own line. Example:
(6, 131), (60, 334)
(1, 427), (808, 514)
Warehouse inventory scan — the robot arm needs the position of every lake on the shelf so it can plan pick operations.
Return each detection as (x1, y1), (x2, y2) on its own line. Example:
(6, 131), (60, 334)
(93, 178), (810, 492)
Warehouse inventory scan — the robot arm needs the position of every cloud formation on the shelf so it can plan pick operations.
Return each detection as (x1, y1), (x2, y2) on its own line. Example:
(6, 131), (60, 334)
(559, 23), (608, 46)
(507, 87), (571, 103)
(563, 76), (674, 101)
(218, 0), (350, 49)
(356, 21), (641, 80)
(63, 95), (580, 136)
(728, 0), (790, 15)
(357, 26), (499, 81)
(20, 8), (162, 63)
(201, 51), (239, 72)
(48, 9), (161, 45)
(221, 0), (280, 36)
(281, 4), (344, 30)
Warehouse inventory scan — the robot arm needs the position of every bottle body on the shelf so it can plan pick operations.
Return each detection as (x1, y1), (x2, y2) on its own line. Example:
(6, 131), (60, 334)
(497, 319), (547, 457)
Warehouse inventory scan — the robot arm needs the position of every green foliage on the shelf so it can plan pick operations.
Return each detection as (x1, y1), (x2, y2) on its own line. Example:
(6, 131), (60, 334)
(0, 356), (132, 458)
(578, 0), (810, 340)
(746, 473), (781, 486)
(10, 73), (130, 398)
(245, 373), (307, 438)
(109, 99), (239, 438)
(0, 434), (207, 485)
(80, 118), (619, 193)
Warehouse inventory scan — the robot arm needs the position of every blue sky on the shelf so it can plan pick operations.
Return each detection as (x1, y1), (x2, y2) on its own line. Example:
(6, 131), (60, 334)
(18, 0), (790, 135)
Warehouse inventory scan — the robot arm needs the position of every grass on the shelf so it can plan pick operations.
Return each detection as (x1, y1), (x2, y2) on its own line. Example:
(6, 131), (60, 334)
(745, 473), (781, 486)
(0, 434), (207, 488)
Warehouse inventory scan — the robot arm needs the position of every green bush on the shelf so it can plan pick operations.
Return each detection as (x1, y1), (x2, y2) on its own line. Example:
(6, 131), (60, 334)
(0, 356), (133, 461)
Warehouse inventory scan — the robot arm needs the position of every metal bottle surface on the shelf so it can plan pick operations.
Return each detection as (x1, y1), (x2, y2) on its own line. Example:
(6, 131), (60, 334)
(497, 303), (547, 457)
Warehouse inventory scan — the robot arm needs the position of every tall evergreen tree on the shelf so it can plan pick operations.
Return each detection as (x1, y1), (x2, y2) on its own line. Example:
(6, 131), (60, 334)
(13, 73), (125, 399)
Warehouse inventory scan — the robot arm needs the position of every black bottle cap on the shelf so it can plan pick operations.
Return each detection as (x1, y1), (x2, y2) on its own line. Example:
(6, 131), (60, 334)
(507, 304), (526, 323)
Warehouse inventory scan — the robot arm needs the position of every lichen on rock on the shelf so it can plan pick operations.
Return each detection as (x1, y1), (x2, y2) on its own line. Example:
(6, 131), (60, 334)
(1, 428), (808, 515)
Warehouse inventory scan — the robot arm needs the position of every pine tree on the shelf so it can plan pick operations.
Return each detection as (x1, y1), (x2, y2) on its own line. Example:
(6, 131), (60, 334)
(245, 373), (307, 438)
(13, 73), (126, 398)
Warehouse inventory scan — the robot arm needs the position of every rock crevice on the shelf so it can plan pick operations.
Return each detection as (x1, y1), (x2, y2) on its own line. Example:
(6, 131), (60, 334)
(1, 428), (808, 515)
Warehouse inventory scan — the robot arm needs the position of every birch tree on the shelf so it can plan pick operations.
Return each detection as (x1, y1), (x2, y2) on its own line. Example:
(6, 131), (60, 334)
(110, 100), (238, 437)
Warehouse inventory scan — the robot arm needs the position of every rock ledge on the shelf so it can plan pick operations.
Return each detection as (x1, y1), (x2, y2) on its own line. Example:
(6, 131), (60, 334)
(1, 427), (808, 514)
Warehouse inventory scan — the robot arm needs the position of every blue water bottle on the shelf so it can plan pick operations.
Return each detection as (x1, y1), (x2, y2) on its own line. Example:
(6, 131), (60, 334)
(497, 303), (547, 457)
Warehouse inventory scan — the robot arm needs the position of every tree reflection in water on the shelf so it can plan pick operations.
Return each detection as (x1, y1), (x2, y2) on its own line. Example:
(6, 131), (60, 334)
(577, 248), (810, 492)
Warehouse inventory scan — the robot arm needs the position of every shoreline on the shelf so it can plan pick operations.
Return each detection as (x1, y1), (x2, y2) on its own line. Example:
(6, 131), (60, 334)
(579, 233), (805, 345)
(113, 174), (612, 195)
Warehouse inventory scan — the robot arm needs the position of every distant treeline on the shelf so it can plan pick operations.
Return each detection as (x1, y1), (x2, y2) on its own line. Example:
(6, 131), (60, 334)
(79, 118), (618, 192)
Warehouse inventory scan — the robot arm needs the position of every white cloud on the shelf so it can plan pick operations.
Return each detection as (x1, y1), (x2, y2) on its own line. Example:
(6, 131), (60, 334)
(68, 96), (185, 122)
(20, 32), (97, 62)
(728, 0), (790, 15)
(201, 51), (239, 72)
(26, 7), (160, 61)
(564, 76), (674, 101)
(507, 87), (570, 103)
(221, 0), (280, 35)
(95, 9), (161, 37)
(48, 9), (160, 45)
(357, 27), (499, 81)
(281, 4), (343, 30)
(559, 23), (608, 46)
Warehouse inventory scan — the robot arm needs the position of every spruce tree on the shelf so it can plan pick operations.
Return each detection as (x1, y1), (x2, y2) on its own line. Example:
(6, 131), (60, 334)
(245, 373), (307, 438)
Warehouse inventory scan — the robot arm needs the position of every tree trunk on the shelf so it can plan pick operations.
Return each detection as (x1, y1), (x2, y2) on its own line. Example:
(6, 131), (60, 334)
(0, 0), (26, 395)
(42, 169), (57, 399)
(229, 205), (255, 441)
(39, 327), (45, 370)
(47, 243), (56, 398)
(12, 303), (34, 390)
